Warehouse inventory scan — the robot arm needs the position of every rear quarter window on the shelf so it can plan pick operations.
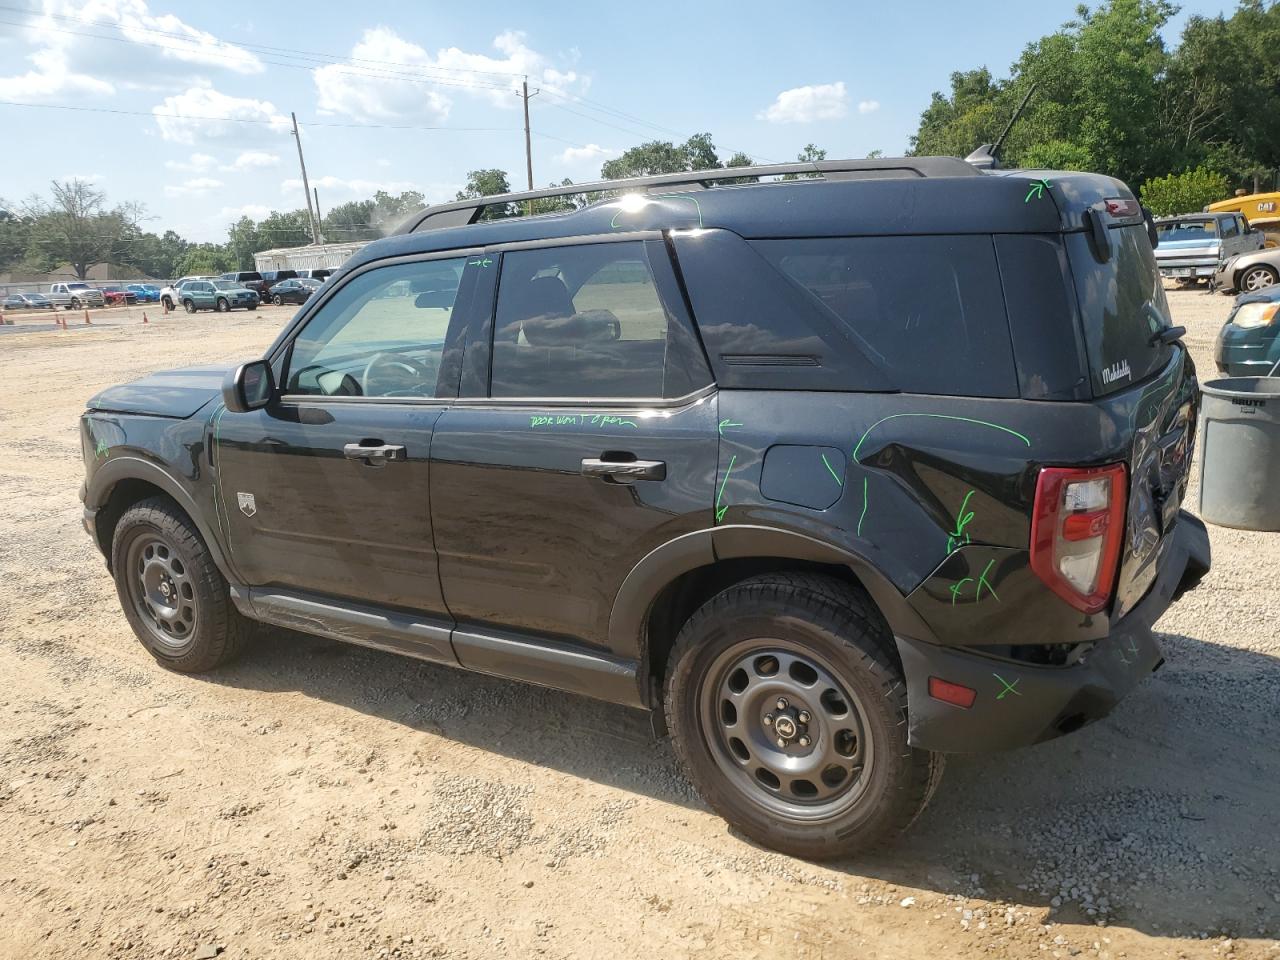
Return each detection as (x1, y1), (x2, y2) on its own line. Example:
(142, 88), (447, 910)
(751, 235), (1019, 397)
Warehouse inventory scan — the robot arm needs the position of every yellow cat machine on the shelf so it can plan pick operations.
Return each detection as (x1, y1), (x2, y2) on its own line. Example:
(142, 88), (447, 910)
(1208, 192), (1280, 247)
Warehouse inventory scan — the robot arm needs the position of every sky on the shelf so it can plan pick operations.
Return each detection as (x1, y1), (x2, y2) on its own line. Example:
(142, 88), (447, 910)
(0, 0), (1236, 243)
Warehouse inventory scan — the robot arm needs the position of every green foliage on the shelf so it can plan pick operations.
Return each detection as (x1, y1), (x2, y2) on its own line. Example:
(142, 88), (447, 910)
(601, 134), (731, 179)
(783, 143), (829, 180)
(908, 0), (1280, 193)
(174, 243), (234, 277)
(23, 180), (136, 281)
(456, 169), (513, 220)
(1138, 166), (1231, 216)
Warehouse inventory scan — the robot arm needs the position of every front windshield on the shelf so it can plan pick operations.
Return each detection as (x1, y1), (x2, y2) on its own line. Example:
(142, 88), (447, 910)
(1156, 220), (1219, 242)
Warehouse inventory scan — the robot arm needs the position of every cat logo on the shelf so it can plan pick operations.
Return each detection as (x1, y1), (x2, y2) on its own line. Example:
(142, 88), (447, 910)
(237, 492), (257, 518)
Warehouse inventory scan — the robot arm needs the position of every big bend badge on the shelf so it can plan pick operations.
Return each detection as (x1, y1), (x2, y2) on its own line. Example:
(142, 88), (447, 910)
(237, 492), (257, 518)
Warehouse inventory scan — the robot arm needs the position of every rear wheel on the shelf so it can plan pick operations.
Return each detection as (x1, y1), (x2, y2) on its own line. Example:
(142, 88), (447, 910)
(1239, 264), (1277, 292)
(273, 294), (283, 306)
(111, 497), (251, 672)
(665, 573), (942, 860)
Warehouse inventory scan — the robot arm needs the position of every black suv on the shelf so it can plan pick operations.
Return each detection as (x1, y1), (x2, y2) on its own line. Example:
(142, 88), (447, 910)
(220, 271), (267, 296)
(80, 157), (1210, 859)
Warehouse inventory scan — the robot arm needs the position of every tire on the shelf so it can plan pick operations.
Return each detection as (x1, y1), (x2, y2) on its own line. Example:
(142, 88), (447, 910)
(183, 299), (196, 314)
(664, 572), (942, 860)
(110, 496), (251, 672)
(70, 298), (80, 310)
(1239, 264), (1277, 293)
(161, 296), (173, 311)
(248, 304), (257, 311)
(215, 297), (230, 313)
(273, 295), (283, 306)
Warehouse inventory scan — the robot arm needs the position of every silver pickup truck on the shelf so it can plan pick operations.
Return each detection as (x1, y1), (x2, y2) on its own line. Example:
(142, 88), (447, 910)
(1153, 211), (1264, 284)
(47, 281), (106, 310)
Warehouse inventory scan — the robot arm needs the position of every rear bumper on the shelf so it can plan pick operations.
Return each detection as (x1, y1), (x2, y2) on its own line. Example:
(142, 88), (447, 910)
(895, 511), (1211, 753)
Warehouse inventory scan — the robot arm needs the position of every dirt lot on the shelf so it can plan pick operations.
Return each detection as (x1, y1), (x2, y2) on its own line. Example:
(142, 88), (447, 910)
(0, 293), (1276, 960)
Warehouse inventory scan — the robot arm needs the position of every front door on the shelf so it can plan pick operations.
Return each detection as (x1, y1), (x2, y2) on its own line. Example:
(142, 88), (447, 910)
(431, 237), (718, 655)
(213, 253), (475, 634)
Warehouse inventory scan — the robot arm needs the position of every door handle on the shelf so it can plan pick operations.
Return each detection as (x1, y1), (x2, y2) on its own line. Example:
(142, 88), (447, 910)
(343, 441), (406, 465)
(581, 456), (666, 482)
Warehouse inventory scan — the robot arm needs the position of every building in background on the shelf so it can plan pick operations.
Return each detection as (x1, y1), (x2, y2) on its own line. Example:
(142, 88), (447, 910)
(252, 241), (369, 274)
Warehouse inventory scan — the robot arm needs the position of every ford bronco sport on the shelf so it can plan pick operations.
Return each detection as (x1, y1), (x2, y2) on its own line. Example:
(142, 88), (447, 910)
(80, 157), (1210, 859)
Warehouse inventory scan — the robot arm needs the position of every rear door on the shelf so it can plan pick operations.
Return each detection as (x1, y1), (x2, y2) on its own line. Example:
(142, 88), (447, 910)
(430, 236), (717, 656)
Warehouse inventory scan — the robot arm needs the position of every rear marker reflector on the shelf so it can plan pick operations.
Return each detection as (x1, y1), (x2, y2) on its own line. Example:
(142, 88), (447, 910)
(928, 677), (977, 709)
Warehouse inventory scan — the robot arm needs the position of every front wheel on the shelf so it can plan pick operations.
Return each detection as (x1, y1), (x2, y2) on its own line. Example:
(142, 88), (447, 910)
(1240, 264), (1278, 292)
(665, 573), (942, 860)
(70, 298), (81, 310)
(183, 299), (196, 314)
(111, 496), (251, 672)
(215, 297), (230, 313)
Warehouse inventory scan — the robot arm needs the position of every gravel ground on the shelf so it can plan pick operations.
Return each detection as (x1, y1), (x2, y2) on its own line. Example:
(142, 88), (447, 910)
(0, 293), (1276, 959)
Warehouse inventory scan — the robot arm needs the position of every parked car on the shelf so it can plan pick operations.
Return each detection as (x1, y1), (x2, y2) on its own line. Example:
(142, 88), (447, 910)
(1153, 211), (1263, 285)
(292, 268), (333, 281)
(219, 271), (267, 296)
(266, 277), (321, 305)
(80, 157), (1210, 860)
(47, 281), (105, 310)
(1215, 288), (1280, 376)
(179, 279), (259, 313)
(100, 284), (139, 307)
(259, 270), (299, 287)
(1211, 245), (1280, 294)
(127, 283), (161, 303)
(3, 292), (54, 310)
(158, 276), (217, 311)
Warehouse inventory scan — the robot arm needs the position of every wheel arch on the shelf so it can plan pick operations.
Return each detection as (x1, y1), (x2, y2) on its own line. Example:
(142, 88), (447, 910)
(87, 457), (232, 579)
(609, 525), (937, 710)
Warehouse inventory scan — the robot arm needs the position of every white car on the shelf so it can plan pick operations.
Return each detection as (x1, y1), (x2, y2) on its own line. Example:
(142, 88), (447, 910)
(158, 276), (218, 311)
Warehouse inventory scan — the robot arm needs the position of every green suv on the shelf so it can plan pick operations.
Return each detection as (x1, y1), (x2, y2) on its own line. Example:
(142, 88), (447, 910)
(180, 280), (260, 314)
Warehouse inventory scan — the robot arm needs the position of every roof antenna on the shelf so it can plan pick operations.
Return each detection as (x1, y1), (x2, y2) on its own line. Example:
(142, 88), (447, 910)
(965, 81), (1038, 170)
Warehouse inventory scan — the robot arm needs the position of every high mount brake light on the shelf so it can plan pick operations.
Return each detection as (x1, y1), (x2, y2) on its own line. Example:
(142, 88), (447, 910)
(1030, 464), (1127, 614)
(1104, 198), (1142, 219)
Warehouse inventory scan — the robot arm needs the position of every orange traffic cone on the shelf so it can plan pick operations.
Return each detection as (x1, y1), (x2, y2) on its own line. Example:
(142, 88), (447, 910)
(83, 309), (92, 325)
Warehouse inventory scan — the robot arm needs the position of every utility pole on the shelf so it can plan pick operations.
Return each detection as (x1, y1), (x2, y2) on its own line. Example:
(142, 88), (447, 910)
(518, 78), (539, 215)
(313, 187), (324, 243)
(291, 111), (320, 245)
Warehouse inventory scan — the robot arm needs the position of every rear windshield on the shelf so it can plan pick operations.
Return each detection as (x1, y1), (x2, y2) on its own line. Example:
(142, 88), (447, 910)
(1155, 220), (1217, 242)
(1065, 224), (1173, 396)
(751, 236), (1018, 397)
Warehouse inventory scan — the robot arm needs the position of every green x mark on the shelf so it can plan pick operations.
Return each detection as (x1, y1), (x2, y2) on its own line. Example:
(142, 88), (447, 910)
(1024, 178), (1051, 203)
(993, 673), (1022, 700)
(467, 257), (493, 268)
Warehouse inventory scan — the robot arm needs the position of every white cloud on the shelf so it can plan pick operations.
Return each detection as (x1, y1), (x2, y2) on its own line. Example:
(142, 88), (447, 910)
(858, 99), (880, 114)
(165, 152), (218, 173)
(153, 85), (291, 145)
(223, 150), (280, 172)
(759, 82), (849, 124)
(164, 177), (223, 197)
(557, 144), (616, 165)
(217, 203), (272, 222)
(0, 0), (263, 103)
(313, 27), (586, 123)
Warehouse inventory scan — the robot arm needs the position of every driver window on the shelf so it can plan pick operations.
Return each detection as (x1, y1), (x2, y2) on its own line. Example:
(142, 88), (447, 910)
(284, 257), (465, 398)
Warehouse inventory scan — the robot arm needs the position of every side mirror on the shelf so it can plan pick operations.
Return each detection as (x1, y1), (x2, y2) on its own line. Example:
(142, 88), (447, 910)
(222, 360), (274, 413)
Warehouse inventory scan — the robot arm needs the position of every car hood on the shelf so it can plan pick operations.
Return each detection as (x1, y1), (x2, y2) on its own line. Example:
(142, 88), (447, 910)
(87, 363), (231, 418)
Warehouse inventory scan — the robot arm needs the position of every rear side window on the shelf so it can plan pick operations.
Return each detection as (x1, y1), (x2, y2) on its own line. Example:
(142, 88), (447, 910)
(490, 241), (707, 399)
(1065, 224), (1172, 396)
(751, 235), (1019, 397)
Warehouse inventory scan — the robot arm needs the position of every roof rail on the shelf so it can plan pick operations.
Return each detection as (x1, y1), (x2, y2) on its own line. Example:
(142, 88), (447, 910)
(401, 156), (980, 233)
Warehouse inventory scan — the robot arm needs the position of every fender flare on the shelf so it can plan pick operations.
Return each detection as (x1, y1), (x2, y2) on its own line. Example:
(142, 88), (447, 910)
(85, 455), (236, 579)
(607, 522), (938, 670)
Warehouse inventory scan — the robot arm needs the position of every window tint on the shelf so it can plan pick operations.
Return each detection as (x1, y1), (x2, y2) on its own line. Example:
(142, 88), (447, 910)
(285, 258), (465, 399)
(750, 235), (1018, 397)
(490, 242), (694, 398)
(1221, 217), (1239, 238)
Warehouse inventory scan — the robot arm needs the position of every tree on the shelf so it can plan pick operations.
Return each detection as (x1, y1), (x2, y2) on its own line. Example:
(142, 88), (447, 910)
(255, 210), (312, 249)
(601, 134), (728, 180)
(226, 217), (264, 270)
(783, 143), (828, 180)
(23, 179), (126, 280)
(0, 200), (33, 271)
(1138, 166), (1230, 216)
(174, 243), (234, 277)
(371, 190), (427, 232)
(456, 169), (513, 220)
(322, 200), (378, 242)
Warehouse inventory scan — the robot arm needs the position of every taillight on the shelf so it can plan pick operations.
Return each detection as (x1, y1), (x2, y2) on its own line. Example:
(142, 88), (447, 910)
(1030, 464), (1127, 614)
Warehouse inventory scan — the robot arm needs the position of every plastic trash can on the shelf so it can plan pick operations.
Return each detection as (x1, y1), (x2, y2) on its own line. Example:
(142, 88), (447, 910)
(1197, 377), (1280, 530)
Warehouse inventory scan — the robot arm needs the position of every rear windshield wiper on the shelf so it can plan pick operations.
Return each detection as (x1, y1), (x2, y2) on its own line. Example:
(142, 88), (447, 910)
(1149, 325), (1186, 346)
